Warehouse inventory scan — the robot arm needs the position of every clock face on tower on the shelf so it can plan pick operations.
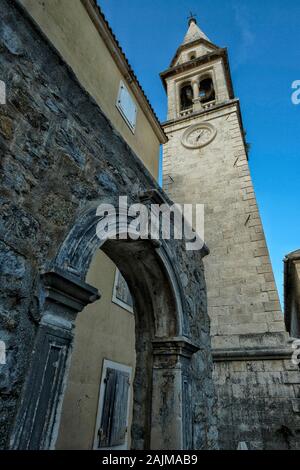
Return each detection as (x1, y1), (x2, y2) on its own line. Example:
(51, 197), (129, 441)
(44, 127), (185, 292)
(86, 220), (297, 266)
(181, 122), (217, 149)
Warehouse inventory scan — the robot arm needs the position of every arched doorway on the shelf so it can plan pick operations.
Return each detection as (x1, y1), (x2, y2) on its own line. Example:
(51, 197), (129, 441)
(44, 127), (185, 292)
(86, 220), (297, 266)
(10, 202), (214, 450)
(56, 249), (137, 450)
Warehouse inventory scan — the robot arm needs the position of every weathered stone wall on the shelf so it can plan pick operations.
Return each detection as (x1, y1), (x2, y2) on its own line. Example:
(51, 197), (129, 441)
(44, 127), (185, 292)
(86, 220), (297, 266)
(214, 358), (300, 450)
(0, 0), (217, 449)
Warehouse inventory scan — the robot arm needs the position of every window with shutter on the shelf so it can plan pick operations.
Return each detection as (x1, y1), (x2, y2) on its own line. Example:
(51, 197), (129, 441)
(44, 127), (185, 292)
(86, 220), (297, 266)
(94, 360), (132, 450)
(116, 81), (137, 132)
(112, 269), (133, 313)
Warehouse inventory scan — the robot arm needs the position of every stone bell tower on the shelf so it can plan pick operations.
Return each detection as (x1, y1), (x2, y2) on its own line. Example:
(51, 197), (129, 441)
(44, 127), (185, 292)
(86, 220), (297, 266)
(161, 16), (300, 450)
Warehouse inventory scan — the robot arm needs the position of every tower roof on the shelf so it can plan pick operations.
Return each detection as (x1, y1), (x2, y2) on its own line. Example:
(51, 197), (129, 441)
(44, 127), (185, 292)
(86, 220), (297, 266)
(182, 17), (210, 45)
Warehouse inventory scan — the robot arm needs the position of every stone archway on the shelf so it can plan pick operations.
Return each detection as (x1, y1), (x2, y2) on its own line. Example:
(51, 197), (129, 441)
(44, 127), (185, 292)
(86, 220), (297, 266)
(10, 201), (212, 450)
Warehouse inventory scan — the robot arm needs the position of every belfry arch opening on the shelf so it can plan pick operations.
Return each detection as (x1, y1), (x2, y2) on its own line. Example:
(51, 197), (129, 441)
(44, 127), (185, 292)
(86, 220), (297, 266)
(199, 77), (215, 104)
(180, 83), (193, 110)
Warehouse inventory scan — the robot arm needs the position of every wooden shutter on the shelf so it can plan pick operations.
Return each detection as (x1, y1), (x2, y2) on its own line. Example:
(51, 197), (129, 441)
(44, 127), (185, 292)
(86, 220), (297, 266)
(110, 370), (130, 446)
(98, 367), (130, 448)
(117, 81), (137, 131)
(115, 271), (133, 309)
(98, 368), (117, 448)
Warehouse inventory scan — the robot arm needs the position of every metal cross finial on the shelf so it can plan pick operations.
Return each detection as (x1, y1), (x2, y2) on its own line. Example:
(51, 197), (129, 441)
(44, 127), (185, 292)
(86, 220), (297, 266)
(188, 11), (197, 25)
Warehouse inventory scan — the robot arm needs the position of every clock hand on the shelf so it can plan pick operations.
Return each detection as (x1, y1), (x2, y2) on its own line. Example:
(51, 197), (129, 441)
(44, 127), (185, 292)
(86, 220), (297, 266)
(196, 130), (204, 141)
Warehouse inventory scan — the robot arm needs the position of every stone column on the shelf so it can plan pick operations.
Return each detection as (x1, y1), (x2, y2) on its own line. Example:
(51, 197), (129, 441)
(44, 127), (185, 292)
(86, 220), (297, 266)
(175, 81), (182, 116)
(192, 79), (202, 113)
(150, 337), (199, 450)
(10, 268), (100, 450)
(191, 79), (199, 102)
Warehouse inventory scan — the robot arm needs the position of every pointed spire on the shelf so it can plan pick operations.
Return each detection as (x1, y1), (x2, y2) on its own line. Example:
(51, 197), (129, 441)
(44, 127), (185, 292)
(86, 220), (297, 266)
(183, 16), (210, 45)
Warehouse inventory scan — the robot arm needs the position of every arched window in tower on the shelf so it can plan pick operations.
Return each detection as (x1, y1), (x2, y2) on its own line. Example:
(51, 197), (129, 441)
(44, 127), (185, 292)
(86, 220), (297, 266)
(180, 84), (193, 110)
(199, 77), (215, 104)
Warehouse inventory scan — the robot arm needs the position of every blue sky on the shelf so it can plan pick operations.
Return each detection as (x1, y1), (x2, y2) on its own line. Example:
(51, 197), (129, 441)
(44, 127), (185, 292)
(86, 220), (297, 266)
(99, 0), (300, 305)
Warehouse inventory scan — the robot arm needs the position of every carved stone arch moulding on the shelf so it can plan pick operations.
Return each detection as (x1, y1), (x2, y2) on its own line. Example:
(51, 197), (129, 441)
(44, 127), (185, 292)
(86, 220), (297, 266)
(10, 200), (211, 450)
